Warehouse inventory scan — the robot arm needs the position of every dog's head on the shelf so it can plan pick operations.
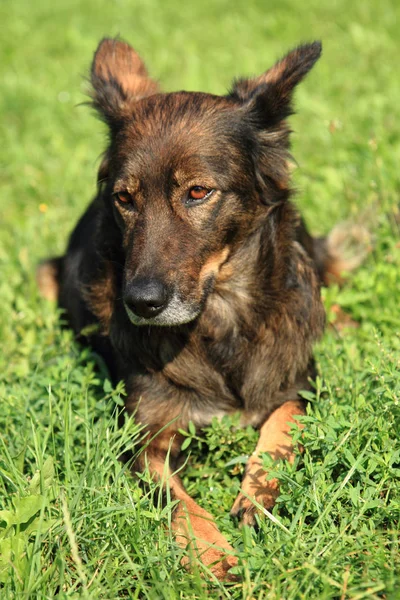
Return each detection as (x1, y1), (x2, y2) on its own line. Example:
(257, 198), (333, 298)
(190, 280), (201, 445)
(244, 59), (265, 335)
(91, 38), (321, 326)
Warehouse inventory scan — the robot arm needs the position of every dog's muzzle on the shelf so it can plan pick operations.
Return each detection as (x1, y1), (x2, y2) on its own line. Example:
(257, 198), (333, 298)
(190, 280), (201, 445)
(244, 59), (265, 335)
(123, 277), (201, 327)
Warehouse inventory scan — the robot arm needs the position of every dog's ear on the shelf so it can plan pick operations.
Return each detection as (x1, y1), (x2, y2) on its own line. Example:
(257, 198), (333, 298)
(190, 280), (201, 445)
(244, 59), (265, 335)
(231, 42), (321, 127)
(91, 38), (158, 127)
(230, 42), (321, 202)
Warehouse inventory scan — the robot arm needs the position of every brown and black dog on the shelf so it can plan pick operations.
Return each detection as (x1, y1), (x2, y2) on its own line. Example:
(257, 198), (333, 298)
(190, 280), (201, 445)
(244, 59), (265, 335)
(38, 38), (359, 580)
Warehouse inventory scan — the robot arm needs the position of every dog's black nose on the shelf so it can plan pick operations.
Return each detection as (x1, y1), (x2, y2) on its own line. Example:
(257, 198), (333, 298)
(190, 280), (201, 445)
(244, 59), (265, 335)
(124, 278), (169, 319)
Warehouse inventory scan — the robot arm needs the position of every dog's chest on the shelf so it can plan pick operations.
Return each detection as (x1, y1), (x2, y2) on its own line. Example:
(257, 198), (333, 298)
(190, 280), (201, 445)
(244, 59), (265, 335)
(158, 315), (271, 412)
(157, 291), (315, 423)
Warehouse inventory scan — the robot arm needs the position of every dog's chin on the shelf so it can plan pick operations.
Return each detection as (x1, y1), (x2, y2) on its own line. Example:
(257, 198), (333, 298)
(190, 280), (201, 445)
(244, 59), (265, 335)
(124, 298), (201, 327)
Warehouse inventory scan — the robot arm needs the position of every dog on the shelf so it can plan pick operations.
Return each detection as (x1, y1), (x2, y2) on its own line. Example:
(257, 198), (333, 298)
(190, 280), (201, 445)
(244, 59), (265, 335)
(37, 38), (361, 580)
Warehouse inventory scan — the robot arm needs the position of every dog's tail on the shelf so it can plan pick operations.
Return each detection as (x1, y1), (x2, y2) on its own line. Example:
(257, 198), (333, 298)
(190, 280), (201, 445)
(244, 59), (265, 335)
(322, 220), (372, 285)
(36, 256), (64, 301)
(297, 216), (372, 286)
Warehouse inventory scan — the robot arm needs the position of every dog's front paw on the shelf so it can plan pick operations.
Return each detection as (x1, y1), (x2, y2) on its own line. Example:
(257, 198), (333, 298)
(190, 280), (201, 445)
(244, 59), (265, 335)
(180, 542), (238, 582)
(174, 501), (238, 580)
(230, 482), (279, 527)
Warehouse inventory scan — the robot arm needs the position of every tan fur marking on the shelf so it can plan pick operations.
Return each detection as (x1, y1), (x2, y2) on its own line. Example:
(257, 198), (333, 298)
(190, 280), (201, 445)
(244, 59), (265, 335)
(231, 399), (305, 525)
(198, 246), (230, 290)
(36, 261), (59, 302)
(138, 433), (237, 580)
(173, 493), (237, 581)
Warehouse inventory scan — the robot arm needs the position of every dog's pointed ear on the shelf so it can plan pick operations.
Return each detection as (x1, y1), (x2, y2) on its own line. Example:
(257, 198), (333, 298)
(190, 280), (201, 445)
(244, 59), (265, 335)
(231, 42), (322, 126)
(229, 43), (321, 203)
(91, 38), (159, 127)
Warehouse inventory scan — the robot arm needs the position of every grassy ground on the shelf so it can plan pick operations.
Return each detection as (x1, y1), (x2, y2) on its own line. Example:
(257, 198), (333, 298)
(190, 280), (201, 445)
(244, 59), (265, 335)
(1, 0), (400, 598)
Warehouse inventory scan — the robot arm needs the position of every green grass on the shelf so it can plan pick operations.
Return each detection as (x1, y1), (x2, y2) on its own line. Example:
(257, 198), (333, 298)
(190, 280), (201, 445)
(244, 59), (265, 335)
(1, 0), (400, 597)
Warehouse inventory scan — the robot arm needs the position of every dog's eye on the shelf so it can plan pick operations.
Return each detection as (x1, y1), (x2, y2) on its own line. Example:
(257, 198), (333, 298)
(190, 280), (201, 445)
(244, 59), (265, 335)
(186, 186), (214, 205)
(114, 191), (133, 206)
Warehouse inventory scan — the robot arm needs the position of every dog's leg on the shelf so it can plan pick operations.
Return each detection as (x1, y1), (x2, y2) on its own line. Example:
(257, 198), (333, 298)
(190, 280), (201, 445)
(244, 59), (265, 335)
(36, 257), (63, 302)
(171, 476), (238, 580)
(230, 399), (305, 526)
(137, 433), (238, 580)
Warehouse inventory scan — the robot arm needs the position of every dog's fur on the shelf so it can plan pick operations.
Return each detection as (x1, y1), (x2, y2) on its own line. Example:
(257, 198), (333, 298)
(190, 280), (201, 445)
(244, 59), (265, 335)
(38, 38), (359, 579)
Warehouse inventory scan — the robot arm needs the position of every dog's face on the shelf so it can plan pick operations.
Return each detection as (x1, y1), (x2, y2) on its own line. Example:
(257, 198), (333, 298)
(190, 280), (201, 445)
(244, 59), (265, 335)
(105, 93), (259, 326)
(91, 39), (321, 326)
